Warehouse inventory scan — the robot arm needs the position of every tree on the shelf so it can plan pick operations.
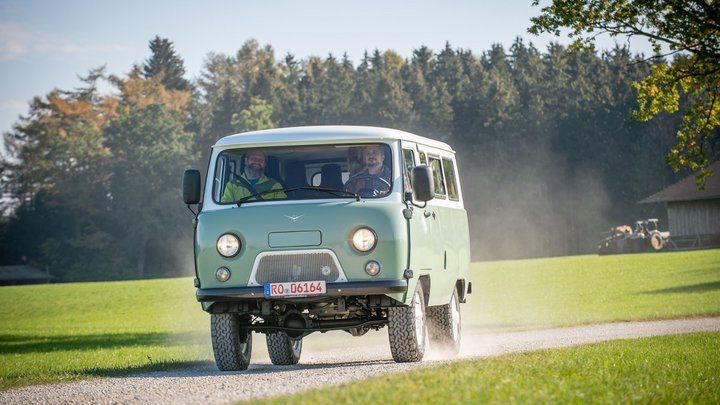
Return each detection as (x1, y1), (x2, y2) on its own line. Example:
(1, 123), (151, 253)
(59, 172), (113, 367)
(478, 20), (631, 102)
(530, 0), (720, 185)
(231, 96), (275, 132)
(105, 69), (196, 279)
(0, 69), (123, 279)
(143, 36), (190, 91)
(404, 46), (454, 135)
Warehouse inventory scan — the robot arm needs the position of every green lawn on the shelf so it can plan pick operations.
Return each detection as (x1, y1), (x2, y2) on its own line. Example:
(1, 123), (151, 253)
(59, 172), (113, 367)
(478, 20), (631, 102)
(0, 278), (211, 389)
(255, 332), (720, 404)
(0, 249), (718, 391)
(469, 250), (720, 331)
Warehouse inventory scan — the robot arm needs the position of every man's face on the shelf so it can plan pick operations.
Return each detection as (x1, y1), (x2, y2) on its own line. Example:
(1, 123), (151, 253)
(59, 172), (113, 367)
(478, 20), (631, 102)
(245, 152), (266, 179)
(363, 146), (384, 170)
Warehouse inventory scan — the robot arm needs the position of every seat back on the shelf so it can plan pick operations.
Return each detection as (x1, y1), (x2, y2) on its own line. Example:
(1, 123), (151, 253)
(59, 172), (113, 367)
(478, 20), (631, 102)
(320, 164), (343, 190)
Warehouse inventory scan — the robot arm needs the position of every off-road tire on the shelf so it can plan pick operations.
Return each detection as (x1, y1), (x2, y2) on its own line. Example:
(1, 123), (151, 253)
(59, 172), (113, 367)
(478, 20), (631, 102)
(266, 332), (302, 365)
(388, 286), (427, 362)
(211, 313), (252, 371)
(427, 288), (461, 356)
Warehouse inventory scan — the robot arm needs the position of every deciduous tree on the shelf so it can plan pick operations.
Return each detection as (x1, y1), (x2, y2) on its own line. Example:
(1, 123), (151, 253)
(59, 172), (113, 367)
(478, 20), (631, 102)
(530, 0), (720, 185)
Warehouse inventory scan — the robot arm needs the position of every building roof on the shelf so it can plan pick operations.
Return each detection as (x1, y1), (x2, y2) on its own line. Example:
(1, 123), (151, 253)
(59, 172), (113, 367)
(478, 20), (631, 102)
(640, 161), (720, 203)
(0, 265), (53, 282)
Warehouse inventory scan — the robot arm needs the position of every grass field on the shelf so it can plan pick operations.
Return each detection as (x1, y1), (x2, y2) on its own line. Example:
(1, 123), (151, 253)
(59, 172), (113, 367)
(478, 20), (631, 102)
(469, 249), (720, 330)
(0, 249), (719, 391)
(255, 332), (720, 404)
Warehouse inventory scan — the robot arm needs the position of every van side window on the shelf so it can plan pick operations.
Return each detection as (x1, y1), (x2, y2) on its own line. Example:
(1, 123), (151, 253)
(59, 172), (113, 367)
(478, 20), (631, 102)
(442, 157), (459, 201)
(418, 151), (427, 165)
(403, 149), (415, 192)
(428, 156), (446, 198)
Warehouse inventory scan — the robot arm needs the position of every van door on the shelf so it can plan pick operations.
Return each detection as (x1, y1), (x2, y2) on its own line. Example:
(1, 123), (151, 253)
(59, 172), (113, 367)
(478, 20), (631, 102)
(402, 144), (444, 279)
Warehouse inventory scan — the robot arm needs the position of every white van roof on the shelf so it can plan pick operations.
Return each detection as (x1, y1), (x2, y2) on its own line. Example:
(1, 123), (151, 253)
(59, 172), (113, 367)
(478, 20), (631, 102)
(214, 125), (454, 152)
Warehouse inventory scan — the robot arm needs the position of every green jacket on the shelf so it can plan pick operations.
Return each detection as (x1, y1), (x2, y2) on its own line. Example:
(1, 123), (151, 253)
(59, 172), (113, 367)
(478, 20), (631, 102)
(221, 174), (286, 203)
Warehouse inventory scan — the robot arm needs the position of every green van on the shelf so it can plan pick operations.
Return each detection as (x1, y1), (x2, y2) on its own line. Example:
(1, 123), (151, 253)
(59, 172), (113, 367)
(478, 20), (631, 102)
(183, 126), (471, 370)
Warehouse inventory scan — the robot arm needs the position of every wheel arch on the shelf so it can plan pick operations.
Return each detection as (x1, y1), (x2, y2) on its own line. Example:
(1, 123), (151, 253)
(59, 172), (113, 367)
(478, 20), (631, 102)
(417, 275), (431, 307)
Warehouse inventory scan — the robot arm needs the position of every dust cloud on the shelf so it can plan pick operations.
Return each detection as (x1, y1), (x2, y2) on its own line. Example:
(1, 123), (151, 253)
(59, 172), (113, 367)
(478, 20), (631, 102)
(460, 141), (614, 260)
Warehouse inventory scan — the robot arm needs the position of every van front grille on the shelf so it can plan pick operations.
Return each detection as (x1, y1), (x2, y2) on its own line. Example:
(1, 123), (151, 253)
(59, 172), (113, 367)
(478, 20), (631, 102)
(251, 251), (346, 284)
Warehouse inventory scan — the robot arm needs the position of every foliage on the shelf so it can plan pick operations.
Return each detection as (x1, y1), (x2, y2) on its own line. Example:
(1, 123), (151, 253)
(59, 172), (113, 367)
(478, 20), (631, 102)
(105, 68), (196, 278)
(0, 38), (196, 280)
(529, 0), (720, 186)
(231, 96), (275, 132)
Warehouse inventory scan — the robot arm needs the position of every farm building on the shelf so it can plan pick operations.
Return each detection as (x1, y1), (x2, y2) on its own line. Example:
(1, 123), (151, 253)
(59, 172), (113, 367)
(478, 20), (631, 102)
(640, 161), (720, 249)
(0, 265), (54, 286)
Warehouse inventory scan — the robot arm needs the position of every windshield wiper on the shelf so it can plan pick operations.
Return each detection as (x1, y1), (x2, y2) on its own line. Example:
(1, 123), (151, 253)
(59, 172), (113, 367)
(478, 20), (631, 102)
(302, 187), (362, 201)
(235, 188), (272, 206)
(236, 186), (361, 206)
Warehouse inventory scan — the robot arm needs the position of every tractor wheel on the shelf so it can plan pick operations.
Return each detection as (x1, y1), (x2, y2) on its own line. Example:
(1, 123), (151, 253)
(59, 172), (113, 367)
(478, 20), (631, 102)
(649, 232), (665, 251)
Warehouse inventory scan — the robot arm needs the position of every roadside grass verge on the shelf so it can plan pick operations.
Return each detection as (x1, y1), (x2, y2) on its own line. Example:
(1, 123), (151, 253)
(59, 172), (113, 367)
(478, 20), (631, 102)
(255, 332), (720, 404)
(0, 249), (718, 390)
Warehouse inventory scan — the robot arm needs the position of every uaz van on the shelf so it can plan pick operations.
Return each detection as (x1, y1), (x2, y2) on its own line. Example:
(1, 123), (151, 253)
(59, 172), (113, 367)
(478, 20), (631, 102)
(183, 126), (471, 370)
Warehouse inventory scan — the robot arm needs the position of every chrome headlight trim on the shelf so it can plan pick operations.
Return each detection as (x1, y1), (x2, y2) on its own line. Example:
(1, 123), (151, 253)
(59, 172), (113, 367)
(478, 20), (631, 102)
(351, 227), (377, 253)
(216, 233), (241, 257)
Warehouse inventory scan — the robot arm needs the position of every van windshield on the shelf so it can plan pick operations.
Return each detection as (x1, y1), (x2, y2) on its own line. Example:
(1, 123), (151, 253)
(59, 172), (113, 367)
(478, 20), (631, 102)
(213, 143), (393, 204)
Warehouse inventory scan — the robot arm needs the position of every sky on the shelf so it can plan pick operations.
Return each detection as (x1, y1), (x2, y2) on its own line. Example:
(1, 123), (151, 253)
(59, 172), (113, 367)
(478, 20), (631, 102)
(0, 0), (655, 155)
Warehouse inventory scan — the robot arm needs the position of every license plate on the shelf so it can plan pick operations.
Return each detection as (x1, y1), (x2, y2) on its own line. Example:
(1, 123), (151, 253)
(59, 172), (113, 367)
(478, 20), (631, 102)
(264, 280), (327, 297)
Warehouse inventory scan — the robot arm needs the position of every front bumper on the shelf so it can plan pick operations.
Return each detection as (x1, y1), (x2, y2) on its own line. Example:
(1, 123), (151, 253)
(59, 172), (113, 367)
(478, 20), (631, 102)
(196, 279), (408, 302)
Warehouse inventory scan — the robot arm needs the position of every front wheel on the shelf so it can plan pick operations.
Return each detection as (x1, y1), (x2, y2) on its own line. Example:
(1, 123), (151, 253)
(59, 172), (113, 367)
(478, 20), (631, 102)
(388, 286), (427, 362)
(266, 332), (302, 365)
(427, 288), (461, 356)
(211, 313), (252, 371)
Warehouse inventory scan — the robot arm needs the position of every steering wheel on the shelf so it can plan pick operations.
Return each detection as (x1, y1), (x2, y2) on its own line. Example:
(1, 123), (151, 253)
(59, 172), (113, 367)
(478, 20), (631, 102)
(345, 174), (391, 197)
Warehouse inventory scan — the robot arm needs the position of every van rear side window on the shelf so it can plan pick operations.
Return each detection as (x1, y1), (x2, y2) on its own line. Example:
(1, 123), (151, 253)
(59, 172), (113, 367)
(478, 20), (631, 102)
(442, 157), (459, 201)
(428, 156), (446, 198)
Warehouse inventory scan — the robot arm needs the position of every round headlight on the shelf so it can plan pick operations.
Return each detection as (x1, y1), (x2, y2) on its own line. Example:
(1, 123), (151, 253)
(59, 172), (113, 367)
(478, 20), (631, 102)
(351, 227), (377, 252)
(216, 267), (231, 282)
(365, 261), (381, 276)
(216, 233), (240, 257)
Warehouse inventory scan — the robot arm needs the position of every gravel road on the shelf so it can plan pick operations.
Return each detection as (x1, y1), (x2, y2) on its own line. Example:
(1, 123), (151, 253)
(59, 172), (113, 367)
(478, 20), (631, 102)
(3, 317), (719, 405)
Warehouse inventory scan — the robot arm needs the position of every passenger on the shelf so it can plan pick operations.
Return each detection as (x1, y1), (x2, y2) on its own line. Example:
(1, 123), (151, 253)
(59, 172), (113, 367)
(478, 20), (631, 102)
(345, 145), (391, 195)
(221, 149), (286, 203)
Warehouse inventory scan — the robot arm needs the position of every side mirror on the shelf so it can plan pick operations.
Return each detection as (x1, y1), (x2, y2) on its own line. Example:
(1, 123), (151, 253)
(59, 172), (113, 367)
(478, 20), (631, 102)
(411, 165), (434, 202)
(183, 169), (202, 204)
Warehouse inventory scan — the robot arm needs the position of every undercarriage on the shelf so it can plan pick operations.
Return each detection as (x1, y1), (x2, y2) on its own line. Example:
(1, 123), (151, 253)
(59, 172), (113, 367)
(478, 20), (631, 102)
(207, 294), (399, 338)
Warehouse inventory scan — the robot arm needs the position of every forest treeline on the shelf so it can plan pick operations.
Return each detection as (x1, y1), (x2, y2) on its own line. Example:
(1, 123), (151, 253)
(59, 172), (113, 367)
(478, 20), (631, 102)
(0, 37), (686, 281)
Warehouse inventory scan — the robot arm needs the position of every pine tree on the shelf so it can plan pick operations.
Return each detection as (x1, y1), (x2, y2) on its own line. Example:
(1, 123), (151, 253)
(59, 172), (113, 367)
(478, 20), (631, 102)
(143, 36), (190, 91)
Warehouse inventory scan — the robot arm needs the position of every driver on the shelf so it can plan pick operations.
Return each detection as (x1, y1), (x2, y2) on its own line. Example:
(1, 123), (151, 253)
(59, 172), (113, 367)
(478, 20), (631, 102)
(221, 149), (286, 203)
(345, 145), (391, 195)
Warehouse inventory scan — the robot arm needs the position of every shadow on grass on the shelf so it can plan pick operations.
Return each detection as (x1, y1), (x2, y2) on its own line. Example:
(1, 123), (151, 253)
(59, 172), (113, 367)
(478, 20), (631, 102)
(643, 281), (720, 295)
(0, 360), (211, 391)
(0, 332), (202, 355)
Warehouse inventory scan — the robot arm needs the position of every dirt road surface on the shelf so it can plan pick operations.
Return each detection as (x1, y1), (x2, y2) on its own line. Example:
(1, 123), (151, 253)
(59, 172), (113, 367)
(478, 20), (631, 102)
(2, 317), (719, 405)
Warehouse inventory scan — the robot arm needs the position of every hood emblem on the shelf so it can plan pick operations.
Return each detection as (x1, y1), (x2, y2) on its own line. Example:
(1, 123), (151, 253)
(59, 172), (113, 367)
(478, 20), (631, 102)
(285, 214), (304, 222)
